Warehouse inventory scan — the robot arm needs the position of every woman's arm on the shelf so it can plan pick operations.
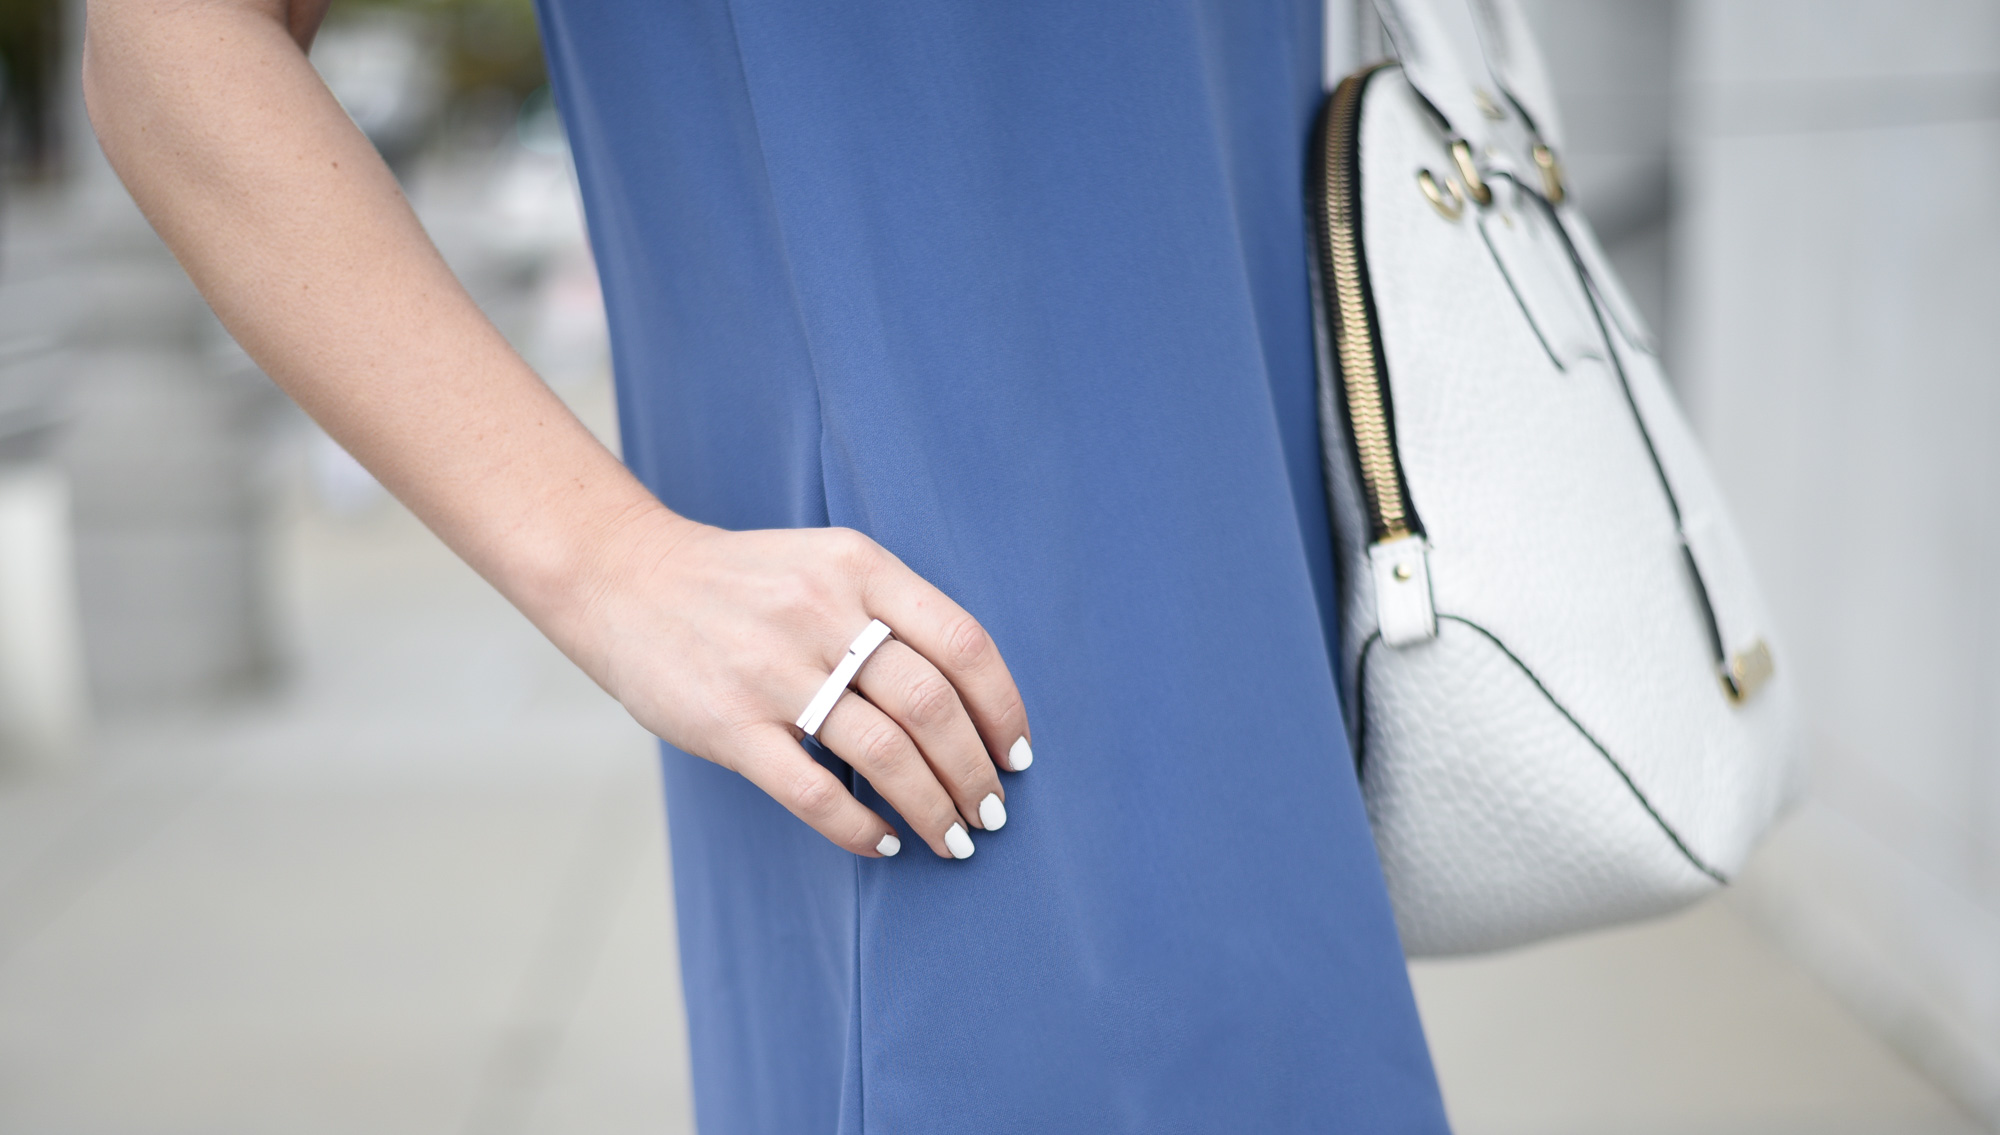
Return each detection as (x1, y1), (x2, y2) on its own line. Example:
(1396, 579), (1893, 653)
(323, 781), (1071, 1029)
(86, 0), (655, 641)
(83, 0), (1030, 859)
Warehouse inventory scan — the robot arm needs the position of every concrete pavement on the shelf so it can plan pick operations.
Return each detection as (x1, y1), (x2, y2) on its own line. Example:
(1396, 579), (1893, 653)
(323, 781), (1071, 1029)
(0, 405), (1980, 1132)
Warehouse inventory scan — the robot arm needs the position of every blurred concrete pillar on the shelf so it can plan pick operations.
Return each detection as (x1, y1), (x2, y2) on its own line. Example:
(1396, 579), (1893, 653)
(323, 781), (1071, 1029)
(1674, 0), (2000, 1119)
(50, 226), (284, 707)
(0, 0), (287, 713)
(0, 345), (88, 767)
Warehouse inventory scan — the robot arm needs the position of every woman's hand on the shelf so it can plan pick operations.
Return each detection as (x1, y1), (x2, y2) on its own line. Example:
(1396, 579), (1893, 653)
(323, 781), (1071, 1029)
(578, 513), (1032, 860)
(82, 0), (1025, 859)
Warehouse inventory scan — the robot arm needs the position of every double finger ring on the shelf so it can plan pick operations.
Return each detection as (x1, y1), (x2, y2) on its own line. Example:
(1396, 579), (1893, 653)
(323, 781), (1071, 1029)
(795, 619), (894, 737)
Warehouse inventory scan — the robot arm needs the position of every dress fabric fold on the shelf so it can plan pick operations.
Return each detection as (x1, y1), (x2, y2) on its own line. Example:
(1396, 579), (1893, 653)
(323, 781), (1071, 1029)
(534, 1), (1451, 1130)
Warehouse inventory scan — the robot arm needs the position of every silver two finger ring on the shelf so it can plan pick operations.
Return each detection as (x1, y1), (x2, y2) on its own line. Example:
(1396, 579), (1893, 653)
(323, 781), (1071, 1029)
(795, 619), (893, 737)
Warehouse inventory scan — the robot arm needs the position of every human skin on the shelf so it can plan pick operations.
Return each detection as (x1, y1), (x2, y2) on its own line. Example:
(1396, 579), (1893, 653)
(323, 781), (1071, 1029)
(81, 0), (1031, 860)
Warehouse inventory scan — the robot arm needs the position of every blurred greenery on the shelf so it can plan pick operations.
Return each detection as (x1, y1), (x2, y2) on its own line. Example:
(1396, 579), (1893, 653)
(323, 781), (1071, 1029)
(0, 0), (545, 177)
(352, 0), (548, 99)
(0, 0), (59, 174)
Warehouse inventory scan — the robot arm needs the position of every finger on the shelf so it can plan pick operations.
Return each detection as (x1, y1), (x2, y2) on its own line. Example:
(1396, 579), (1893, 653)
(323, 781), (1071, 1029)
(730, 723), (904, 858)
(859, 559), (1034, 772)
(853, 640), (1005, 831)
(816, 691), (977, 859)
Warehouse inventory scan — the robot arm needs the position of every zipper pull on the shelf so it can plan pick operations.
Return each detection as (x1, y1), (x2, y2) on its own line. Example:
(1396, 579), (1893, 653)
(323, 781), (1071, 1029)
(1370, 535), (1439, 647)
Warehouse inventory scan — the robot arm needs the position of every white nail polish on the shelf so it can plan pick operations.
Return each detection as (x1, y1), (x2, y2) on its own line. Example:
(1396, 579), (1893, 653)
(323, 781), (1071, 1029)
(1009, 736), (1033, 771)
(978, 792), (1007, 831)
(944, 823), (975, 859)
(876, 833), (901, 857)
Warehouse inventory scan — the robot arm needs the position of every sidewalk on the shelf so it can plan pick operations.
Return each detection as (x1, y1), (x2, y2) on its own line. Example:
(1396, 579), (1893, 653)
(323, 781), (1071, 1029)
(0, 445), (691, 1134)
(1416, 885), (1984, 1135)
(0, 425), (1982, 1133)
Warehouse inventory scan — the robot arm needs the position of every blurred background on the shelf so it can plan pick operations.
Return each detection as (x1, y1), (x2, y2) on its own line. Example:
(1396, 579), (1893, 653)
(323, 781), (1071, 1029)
(0, 1), (1994, 1132)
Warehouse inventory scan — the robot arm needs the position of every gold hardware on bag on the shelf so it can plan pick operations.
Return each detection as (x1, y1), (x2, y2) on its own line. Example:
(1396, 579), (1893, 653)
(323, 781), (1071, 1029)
(1721, 639), (1775, 703)
(1451, 140), (1491, 205)
(1473, 88), (1505, 120)
(1417, 169), (1465, 219)
(1533, 144), (1566, 204)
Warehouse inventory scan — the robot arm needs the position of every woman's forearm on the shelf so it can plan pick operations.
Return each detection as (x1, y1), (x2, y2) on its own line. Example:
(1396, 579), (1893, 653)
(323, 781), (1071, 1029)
(83, 0), (1032, 861)
(81, 0), (679, 667)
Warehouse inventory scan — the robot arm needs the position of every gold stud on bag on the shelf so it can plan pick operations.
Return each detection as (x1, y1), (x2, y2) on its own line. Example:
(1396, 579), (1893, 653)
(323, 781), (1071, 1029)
(1309, 0), (1802, 956)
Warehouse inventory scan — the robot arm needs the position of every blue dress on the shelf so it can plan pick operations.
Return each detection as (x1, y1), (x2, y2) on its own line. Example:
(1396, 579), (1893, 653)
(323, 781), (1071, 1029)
(535, 2), (1451, 1131)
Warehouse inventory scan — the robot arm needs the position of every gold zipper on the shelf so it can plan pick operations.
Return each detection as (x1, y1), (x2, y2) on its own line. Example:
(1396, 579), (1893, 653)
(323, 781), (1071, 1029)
(1315, 63), (1420, 546)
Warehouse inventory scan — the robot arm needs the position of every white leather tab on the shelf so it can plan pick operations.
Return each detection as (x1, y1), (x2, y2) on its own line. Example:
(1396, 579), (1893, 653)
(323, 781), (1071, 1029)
(1478, 178), (1602, 367)
(1370, 535), (1438, 647)
(1679, 512), (1770, 695)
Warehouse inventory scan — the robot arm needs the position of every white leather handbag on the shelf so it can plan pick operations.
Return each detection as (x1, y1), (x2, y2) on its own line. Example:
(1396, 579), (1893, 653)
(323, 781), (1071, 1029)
(1310, 0), (1802, 956)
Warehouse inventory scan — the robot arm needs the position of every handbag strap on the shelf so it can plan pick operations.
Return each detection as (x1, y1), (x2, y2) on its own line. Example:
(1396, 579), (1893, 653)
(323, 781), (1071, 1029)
(1362, 0), (1566, 178)
(1463, 0), (1564, 148)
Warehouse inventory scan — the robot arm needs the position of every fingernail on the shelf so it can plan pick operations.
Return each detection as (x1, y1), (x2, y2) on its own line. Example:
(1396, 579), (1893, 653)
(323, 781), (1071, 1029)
(978, 792), (1007, 831)
(876, 833), (901, 857)
(944, 823), (975, 859)
(1009, 736), (1033, 771)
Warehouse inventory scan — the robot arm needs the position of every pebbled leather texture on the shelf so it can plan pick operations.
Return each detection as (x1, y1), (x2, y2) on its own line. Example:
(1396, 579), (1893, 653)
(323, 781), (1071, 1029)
(1321, 59), (1803, 957)
(1359, 620), (1721, 953)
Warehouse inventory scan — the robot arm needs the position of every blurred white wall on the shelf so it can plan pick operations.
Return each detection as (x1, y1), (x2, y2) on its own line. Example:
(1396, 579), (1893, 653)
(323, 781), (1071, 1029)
(1670, 0), (2000, 1121)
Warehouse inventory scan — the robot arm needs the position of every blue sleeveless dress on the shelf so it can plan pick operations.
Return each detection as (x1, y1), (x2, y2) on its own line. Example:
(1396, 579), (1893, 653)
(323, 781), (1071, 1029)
(535, 2), (1450, 1131)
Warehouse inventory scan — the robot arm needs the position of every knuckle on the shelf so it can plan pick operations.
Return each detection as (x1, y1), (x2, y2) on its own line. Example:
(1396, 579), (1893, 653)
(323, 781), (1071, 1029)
(842, 819), (876, 851)
(788, 769), (842, 820)
(826, 528), (880, 571)
(993, 691), (1029, 735)
(939, 614), (992, 671)
(900, 672), (959, 729)
(769, 572), (828, 620)
(854, 716), (912, 770)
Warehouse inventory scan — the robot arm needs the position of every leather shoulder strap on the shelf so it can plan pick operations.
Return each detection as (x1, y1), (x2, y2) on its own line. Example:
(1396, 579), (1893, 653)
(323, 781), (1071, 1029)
(1365, 0), (1564, 149)
(1466, 0), (1565, 146)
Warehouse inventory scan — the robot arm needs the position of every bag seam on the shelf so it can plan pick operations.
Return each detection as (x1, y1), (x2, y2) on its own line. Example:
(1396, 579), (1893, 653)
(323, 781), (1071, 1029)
(1355, 614), (1729, 883)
